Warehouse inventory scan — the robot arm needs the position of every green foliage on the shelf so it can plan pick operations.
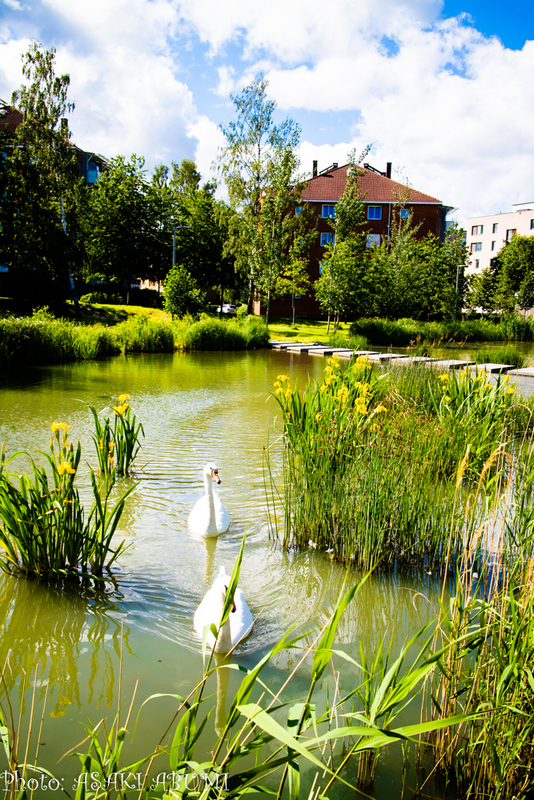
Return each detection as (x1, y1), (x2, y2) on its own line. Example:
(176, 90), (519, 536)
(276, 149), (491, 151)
(90, 394), (145, 478)
(112, 314), (175, 352)
(218, 74), (302, 309)
(0, 426), (132, 578)
(475, 345), (526, 369)
(163, 264), (205, 319)
(181, 315), (269, 350)
(270, 357), (523, 569)
(81, 154), (154, 291)
(314, 150), (371, 329)
(349, 315), (534, 345)
(370, 218), (467, 320)
(494, 234), (534, 312)
(0, 315), (120, 368)
(0, 44), (80, 305)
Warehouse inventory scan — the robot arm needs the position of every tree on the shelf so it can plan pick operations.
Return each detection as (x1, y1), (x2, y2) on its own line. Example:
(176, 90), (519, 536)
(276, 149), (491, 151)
(81, 155), (151, 299)
(250, 145), (313, 325)
(163, 263), (205, 318)
(369, 211), (467, 320)
(314, 148), (371, 330)
(218, 74), (300, 311)
(276, 256), (312, 327)
(0, 43), (80, 307)
(493, 235), (534, 313)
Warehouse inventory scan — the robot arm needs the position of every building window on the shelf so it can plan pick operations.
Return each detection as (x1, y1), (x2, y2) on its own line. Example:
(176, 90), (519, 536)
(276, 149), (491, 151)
(366, 234), (381, 248)
(295, 206), (303, 215)
(491, 241), (496, 251)
(320, 233), (333, 247)
(399, 208), (409, 219)
(506, 229), (517, 241)
(470, 242), (482, 253)
(368, 206), (382, 220)
(471, 225), (483, 235)
(475, 260), (480, 269)
(322, 205), (335, 218)
(493, 223), (498, 233)
(531, 219), (534, 229)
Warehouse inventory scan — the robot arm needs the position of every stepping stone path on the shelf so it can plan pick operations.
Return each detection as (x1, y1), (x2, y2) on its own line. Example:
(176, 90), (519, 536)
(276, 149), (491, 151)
(268, 342), (527, 377)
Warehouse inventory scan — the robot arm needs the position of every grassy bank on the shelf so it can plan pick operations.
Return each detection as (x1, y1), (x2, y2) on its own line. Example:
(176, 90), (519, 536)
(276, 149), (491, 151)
(0, 310), (269, 368)
(350, 314), (534, 346)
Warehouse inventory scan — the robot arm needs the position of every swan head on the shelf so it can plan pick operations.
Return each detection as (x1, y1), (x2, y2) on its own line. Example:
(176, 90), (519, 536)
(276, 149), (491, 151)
(204, 462), (221, 484)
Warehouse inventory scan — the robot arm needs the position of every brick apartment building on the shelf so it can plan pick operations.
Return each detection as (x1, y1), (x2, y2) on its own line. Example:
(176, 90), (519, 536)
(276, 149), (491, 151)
(260, 161), (452, 319)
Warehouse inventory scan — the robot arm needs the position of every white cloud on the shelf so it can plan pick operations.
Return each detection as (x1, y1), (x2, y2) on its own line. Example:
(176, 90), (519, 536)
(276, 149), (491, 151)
(187, 113), (226, 191)
(0, 0), (533, 222)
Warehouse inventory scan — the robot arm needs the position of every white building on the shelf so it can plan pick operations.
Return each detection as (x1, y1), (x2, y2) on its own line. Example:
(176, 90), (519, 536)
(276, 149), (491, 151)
(466, 203), (534, 273)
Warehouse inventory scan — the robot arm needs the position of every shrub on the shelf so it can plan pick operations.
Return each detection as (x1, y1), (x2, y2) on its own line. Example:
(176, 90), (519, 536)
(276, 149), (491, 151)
(80, 291), (122, 304)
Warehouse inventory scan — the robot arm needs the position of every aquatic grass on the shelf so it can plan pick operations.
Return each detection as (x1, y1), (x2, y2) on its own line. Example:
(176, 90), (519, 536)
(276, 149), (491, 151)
(350, 315), (534, 347)
(0, 426), (133, 579)
(5, 547), (465, 800)
(112, 314), (175, 353)
(421, 458), (534, 799)
(474, 344), (527, 369)
(270, 358), (529, 571)
(90, 394), (145, 478)
(326, 331), (368, 350)
(0, 315), (120, 368)
(182, 315), (269, 350)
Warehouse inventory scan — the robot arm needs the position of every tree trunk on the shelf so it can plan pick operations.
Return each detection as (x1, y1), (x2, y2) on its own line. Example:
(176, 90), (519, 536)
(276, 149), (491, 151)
(265, 289), (270, 328)
(291, 294), (295, 327)
(247, 272), (254, 314)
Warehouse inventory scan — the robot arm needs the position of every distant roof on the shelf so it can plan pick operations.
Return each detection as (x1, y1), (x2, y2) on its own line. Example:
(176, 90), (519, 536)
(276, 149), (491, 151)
(301, 163), (442, 205)
(0, 106), (23, 134)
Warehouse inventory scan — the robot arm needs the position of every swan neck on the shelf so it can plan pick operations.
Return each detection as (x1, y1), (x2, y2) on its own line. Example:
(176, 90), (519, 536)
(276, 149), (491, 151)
(203, 471), (217, 534)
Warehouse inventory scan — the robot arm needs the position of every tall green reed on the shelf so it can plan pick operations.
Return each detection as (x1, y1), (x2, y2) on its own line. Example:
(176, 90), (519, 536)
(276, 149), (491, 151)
(0, 314), (119, 368)
(90, 394), (145, 478)
(270, 358), (526, 571)
(112, 315), (175, 353)
(180, 315), (269, 350)
(0, 542), (472, 799)
(350, 315), (534, 346)
(0, 425), (133, 579)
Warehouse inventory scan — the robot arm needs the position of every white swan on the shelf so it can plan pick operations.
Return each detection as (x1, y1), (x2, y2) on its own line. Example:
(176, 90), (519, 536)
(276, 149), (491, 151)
(194, 566), (254, 653)
(188, 462), (230, 537)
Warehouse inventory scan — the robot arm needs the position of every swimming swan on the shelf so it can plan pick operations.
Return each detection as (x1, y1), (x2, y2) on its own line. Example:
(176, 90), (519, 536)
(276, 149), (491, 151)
(188, 462), (230, 537)
(194, 566), (253, 653)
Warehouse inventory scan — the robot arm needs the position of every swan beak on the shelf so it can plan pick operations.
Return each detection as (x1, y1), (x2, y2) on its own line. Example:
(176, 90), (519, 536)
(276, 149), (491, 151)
(211, 469), (221, 484)
(231, 598), (236, 613)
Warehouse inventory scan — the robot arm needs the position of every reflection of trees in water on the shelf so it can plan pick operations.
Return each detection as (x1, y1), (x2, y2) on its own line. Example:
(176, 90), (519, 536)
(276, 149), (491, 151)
(0, 572), (130, 716)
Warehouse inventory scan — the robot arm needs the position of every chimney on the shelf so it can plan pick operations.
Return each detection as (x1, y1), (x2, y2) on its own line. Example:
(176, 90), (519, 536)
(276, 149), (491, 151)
(312, 160), (318, 178)
(386, 162), (392, 179)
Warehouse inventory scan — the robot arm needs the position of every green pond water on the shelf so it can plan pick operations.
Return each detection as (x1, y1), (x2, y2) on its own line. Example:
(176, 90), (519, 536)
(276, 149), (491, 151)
(0, 351), (459, 797)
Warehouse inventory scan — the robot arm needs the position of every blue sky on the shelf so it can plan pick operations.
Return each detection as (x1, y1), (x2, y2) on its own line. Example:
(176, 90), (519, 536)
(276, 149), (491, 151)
(1, 0), (533, 226)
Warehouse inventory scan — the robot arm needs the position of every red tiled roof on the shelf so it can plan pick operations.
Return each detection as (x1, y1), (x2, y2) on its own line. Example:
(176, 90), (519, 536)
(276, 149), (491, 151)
(0, 107), (23, 134)
(301, 164), (442, 204)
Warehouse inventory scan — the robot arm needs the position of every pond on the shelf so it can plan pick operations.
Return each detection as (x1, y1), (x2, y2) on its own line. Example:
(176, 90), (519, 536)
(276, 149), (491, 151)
(0, 351), (468, 797)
